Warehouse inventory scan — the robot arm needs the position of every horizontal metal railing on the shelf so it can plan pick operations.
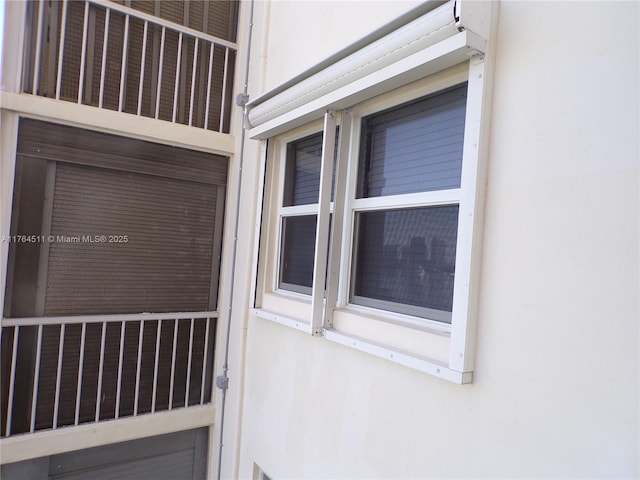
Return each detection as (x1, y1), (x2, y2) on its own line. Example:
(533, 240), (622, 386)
(0, 312), (216, 438)
(22, 0), (236, 132)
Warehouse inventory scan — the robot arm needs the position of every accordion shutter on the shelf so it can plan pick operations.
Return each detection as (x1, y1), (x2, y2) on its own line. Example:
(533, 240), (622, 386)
(45, 163), (218, 315)
(14, 118), (227, 316)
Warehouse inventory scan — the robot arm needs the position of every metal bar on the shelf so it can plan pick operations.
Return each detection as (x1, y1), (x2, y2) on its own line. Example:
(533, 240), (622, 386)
(32, 0), (45, 94)
(188, 38), (199, 126)
(172, 32), (183, 123)
(98, 8), (111, 108)
(185, 318), (195, 406)
(77, 1), (90, 103)
(5, 327), (19, 436)
(46, 0), (59, 96)
(325, 109), (352, 327)
(52, 324), (65, 428)
(204, 44), (214, 129)
(85, 7), (96, 104)
(30, 324), (43, 432)
(168, 319), (179, 409)
(218, 47), (230, 131)
(200, 317), (210, 404)
(74, 322), (87, 425)
(133, 320), (144, 415)
(118, 14), (130, 112)
(136, 20), (148, 116)
(87, 0), (238, 49)
(114, 321), (126, 418)
(154, 26), (165, 119)
(2, 311), (216, 327)
(55, 0), (69, 100)
(151, 320), (161, 413)
(95, 322), (107, 422)
(310, 110), (338, 335)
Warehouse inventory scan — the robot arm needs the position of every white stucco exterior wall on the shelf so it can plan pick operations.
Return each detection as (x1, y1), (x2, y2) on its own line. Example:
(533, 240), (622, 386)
(229, 1), (639, 478)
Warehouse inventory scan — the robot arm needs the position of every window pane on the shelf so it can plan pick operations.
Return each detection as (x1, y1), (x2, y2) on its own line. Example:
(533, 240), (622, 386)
(279, 215), (317, 292)
(282, 131), (338, 207)
(283, 133), (323, 206)
(357, 84), (467, 198)
(352, 206), (459, 320)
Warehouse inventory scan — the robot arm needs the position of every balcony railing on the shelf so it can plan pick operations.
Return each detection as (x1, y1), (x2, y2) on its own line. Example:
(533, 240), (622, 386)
(0, 312), (216, 438)
(21, 0), (237, 132)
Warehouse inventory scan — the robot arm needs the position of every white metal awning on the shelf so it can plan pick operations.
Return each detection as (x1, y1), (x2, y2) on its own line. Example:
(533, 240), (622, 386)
(246, 0), (491, 139)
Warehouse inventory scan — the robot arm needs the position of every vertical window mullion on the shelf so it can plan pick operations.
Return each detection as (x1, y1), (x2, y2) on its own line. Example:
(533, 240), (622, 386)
(310, 111), (337, 335)
(324, 109), (352, 329)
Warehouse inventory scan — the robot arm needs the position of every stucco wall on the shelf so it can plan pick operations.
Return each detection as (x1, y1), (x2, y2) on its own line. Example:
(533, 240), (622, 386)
(235, 1), (639, 478)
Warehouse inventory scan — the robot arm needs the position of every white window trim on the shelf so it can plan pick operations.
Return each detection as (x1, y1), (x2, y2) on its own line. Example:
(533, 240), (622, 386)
(250, 1), (497, 384)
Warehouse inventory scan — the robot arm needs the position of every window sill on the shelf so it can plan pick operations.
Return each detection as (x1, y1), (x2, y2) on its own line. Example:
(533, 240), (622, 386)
(251, 306), (470, 384)
(251, 307), (310, 334)
(324, 328), (472, 384)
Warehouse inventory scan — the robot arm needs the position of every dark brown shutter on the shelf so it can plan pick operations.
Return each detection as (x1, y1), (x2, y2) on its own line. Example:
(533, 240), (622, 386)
(10, 118), (227, 316)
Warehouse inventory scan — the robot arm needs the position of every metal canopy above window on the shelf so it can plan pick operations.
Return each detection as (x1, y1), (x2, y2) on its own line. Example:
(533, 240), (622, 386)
(246, 0), (490, 139)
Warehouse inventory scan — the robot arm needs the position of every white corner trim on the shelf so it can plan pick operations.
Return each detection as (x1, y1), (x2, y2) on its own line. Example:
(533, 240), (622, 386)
(0, 405), (216, 465)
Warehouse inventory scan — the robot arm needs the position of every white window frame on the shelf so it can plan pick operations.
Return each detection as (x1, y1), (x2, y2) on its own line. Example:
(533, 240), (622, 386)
(251, 0), (495, 383)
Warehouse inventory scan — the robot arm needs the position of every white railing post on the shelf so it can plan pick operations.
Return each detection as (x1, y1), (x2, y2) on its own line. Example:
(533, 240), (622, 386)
(5, 327), (19, 436)
(77, 1), (90, 104)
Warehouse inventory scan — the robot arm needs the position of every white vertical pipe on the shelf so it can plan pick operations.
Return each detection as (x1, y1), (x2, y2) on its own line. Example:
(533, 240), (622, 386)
(98, 8), (111, 108)
(188, 38), (199, 126)
(204, 43), (214, 129)
(184, 318), (195, 406)
(74, 322), (87, 425)
(77, 1), (90, 103)
(114, 320), (126, 418)
(136, 20), (148, 116)
(133, 320), (144, 415)
(95, 321), (107, 422)
(151, 319), (161, 413)
(218, 47), (230, 131)
(171, 32), (183, 123)
(200, 317), (210, 404)
(168, 319), (179, 409)
(5, 327), (19, 436)
(30, 324), (43, 432)
(32, 0), (45, 94)
(52, 324), (65, 428)
(118, 14), (130, 112)
(55, 0), (69, 100)
(154, 26), (166, 119)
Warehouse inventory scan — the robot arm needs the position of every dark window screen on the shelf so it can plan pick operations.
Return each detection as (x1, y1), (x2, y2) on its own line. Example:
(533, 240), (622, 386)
(352, 206), (459, 319)
(283, 131), (338, 207)
(279, 215), (317, 292)
(357, 84), (467, 198)
(283, 133), (324, 206)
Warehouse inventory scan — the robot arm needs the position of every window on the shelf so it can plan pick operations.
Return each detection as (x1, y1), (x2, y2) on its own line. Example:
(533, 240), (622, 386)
(350, 84), (467, 323)
(278, 133), (323, 294)
(251, 0), (494, 383)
